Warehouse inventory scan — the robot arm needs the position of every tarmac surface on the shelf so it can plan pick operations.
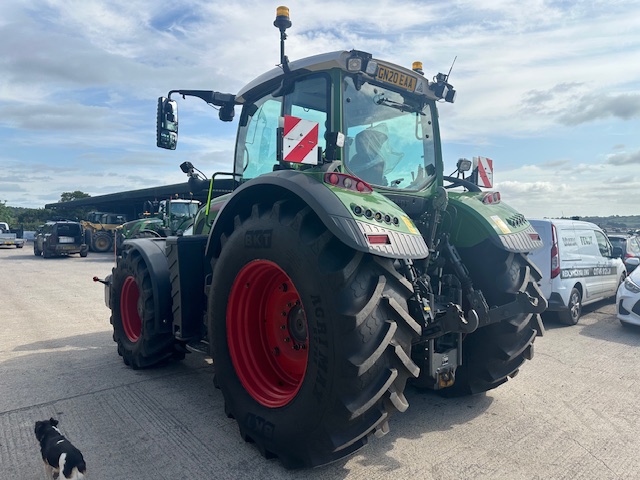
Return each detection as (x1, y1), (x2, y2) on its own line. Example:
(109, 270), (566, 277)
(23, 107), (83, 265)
(1, 244), (640, 479)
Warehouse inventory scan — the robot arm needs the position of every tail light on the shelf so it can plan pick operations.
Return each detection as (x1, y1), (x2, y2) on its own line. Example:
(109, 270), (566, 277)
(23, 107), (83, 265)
(324, 172), (373, 193)
(481, 191), (501, 205)
(625, 253), (634, 259)
(550, 223), (560, 279)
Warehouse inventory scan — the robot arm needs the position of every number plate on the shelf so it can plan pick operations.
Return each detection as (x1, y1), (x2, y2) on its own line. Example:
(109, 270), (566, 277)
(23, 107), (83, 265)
(58, 236), (75, 244)
(375, 65), (417, 92)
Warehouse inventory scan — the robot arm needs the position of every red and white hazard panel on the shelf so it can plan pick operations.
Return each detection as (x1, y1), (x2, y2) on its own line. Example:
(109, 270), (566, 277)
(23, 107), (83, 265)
(474, 156), (494, 188)
(282, 115), (319, 165)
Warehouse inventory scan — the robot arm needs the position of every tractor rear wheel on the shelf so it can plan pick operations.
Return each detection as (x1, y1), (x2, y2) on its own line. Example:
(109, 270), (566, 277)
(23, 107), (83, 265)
(209, 199), (420, 468)
(439, 242), (542, 396)
(110, 246), (174, 368)
(92, 232), (113, 252)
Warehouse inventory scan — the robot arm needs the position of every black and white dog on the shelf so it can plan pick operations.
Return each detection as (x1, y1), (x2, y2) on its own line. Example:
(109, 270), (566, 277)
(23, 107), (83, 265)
(34, 418), (87, 479)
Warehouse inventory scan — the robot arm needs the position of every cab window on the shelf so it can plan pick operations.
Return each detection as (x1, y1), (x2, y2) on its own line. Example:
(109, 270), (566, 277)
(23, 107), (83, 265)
(236, 74), (329, 180)
(238, 95), (283, 180)
(342, 76), (436, 190)
(595, 230), (612, 257)
(283, 74), (329, 155)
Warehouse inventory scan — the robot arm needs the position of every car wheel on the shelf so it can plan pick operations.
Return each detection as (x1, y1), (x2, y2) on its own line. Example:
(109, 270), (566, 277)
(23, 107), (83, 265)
(558, 287), (582, 325)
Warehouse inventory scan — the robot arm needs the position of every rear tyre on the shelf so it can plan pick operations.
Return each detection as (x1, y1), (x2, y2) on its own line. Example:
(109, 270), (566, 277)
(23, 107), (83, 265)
(92, 232), (113, 252)
(209, 199), (420, 468)
(439, 243), (541, 396)
(558, 287), (582, 325)
(110, 246), (174, 368)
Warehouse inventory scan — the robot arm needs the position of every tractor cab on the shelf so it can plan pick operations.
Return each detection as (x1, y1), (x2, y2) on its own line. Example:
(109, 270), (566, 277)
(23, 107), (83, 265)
(233, 50), (447, 195)
(156, 13), (458, 198)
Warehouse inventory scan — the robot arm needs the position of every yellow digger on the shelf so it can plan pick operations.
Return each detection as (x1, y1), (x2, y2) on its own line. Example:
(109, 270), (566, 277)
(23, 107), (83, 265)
(81, 211), (128, 252)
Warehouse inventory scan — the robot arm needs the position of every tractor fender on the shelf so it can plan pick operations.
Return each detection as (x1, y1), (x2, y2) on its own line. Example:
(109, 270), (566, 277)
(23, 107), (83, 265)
(446, 192), (543, 253)
(118, 238), (172, 334)
(205, 170), (429, 260)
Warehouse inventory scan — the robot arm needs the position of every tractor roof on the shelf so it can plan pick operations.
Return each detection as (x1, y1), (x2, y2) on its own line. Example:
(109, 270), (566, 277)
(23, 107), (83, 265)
(236, 50), (435, 104)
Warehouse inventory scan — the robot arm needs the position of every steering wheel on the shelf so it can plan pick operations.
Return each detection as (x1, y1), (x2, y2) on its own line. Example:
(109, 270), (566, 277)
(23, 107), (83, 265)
(443, 175), (482, 192)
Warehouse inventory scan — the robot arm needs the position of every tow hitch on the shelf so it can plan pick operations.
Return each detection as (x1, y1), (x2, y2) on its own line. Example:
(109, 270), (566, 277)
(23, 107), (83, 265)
(93, 275), (112, 309)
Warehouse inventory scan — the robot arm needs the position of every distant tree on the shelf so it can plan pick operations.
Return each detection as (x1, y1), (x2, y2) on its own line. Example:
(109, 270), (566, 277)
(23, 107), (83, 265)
(59, 191), (91, 203)
(11, 206), (54, 230)
(56, 191), (92, 221)
(0, 200), (16, 225)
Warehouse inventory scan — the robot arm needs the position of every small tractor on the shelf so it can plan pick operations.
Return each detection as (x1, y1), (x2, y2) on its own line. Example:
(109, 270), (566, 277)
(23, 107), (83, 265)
(99, 7), (546, 469)
(82, 211), (128, 252)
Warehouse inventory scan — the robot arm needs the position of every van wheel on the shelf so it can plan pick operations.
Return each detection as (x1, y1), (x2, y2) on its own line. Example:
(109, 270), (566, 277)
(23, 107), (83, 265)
(559, 287), (582, 325)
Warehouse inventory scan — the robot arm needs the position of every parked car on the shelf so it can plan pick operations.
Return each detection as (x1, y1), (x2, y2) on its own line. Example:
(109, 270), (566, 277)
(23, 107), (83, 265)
(617, 258), (640, 326)
(607, 233), (640, 273)
(34, 221), (89, 258)
(528, 218), (626, 325)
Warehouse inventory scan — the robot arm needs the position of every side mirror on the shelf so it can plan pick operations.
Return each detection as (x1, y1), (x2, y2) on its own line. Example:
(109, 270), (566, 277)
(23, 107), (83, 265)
(625, 257), (640, 267)
(156, 97), (178, 149)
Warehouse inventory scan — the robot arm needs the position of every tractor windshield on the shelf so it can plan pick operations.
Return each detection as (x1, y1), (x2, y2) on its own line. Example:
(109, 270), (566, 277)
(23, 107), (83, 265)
(343, 76), (436, 190)
(171, 202), (198, 217)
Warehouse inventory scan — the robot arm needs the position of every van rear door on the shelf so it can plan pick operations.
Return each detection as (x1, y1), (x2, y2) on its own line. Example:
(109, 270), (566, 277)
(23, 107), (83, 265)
(527, 220), (552, 299)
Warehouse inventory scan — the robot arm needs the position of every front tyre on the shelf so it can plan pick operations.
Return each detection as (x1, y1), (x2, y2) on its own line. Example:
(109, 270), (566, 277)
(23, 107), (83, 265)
(110, 246), (174, 368)
(92, 232), (113, 252)
(209, 199), (420, 468)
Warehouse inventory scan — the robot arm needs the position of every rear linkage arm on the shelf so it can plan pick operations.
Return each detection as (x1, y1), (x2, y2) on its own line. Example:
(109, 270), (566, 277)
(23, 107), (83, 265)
(441, 238), (547, 328)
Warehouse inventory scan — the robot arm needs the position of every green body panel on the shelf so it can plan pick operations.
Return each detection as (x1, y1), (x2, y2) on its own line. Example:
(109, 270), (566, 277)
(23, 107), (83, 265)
(193, 193), (232, 236)
(121, 218), (164, 238)
(308, 172), (422, 236)
(446, 191), (530, 248)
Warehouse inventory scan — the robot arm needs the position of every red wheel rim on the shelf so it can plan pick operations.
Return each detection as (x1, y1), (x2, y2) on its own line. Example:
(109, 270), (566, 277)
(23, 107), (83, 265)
(121, 276), (141, 342)
(227, 260), (309, 408)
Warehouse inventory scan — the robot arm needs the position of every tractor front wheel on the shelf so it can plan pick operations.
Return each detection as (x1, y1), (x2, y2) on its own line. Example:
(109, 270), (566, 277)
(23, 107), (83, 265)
(209, 199), (420, 468)
(92, 232), (113, 252)
(110, 246), (174, 368)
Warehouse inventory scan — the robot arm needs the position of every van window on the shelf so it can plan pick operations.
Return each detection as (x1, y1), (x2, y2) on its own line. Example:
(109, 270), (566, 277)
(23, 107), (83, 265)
(594, 230), (612, 257)
(561, 231), (580, 254)
(575, 229), (598, 256)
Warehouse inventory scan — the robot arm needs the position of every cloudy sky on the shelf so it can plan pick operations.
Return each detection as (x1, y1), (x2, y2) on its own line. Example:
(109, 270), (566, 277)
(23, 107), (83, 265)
(1, 0), (639, 218)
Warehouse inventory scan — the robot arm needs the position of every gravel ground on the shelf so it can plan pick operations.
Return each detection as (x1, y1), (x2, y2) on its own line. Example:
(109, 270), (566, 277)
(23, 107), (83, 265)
(1, 244), (640, 479)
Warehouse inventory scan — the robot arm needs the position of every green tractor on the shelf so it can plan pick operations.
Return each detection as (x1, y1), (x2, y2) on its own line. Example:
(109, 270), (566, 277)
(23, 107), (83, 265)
(116, 197), (199, 246)
(100, 7), (546, 469)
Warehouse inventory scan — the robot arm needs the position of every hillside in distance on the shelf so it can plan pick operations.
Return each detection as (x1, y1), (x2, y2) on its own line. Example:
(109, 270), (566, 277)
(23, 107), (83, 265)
(580, 215), (640, 232)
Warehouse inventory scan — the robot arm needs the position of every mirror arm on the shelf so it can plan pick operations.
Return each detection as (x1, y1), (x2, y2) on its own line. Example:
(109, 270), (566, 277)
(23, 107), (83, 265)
(168, 90), (235, 107)
(168, 90), (236, 122)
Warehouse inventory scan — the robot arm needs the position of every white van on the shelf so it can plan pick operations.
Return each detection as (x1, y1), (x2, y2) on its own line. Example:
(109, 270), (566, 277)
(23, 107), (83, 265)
(528, 219), (626, 325)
